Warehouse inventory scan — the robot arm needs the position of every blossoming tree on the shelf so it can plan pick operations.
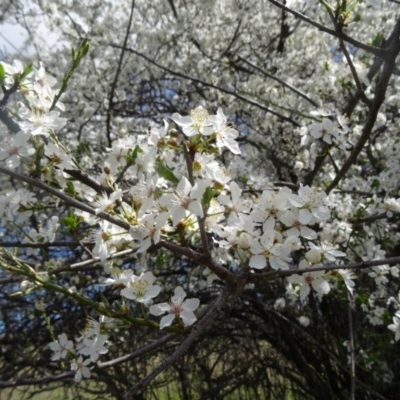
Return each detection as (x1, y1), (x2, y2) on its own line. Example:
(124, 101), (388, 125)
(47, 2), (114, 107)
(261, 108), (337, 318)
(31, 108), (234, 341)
(0, 1), (400, 399)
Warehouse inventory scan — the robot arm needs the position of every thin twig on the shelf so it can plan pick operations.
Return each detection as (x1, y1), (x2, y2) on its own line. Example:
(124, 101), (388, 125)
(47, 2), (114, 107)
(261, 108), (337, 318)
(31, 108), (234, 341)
(266, 0), (387, 57)
(111, 45), (301, 127)
(105, 0), (136, 146)
(326, 20), (400, 194)
(159, 240), (236, 283)
(347, 290), (356, 400)
(182, 142), (210, 257)
(236, 56), (320, 107)
(0, 333), (177, 388)
(248, 255), (400, 282)
(339, 38), (371, 107)
(0, 165), (130, 231)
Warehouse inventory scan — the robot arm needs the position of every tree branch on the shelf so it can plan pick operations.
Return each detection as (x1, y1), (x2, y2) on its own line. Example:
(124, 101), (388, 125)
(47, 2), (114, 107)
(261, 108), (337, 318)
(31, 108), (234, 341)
(249, 255), (400, 282)
(266, 0), (387, 57)
(123, 286), (232, 398)
(326, 20), (400, 193)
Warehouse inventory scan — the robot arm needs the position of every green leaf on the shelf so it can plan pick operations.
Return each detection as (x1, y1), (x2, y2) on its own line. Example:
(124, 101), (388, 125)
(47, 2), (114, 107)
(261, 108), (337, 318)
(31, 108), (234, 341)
(77, 141), (91, 156)
(51, 38), (90, 111)
(371, 179), (380, 189)
(100, 292), (111, 308)
(0, 63), (5, 83)
(202, 186), (214, 212)
(80, 39), (90, 57)
(65, 181), (76, 197)
(61, 211), (80, 231)
(20, 63), (33, 80)
(155, 158), (179, 184)
(155, 254), (164, 269)
(126, 145), (142, 165)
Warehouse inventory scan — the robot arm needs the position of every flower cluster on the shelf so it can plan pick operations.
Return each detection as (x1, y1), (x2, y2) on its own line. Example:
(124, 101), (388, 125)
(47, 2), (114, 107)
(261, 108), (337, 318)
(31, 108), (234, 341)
(2, 50), (399, 383)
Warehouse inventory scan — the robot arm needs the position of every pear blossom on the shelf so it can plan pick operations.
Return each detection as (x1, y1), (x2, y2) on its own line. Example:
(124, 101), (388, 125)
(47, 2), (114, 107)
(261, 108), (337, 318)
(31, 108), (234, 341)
(44, 142), (74, 170)
(310, 118), (335, 144)
(305, 242), (346, 264)
(121, 271), (161, 304)
(287, 185), (330, 224)
(338, 268), (357, 295)
(130, 212), (168, 253)
(273, 298), (286, 310)
(39, 216), (60, 242)
(0, 131), (35, 169)
(249, 220), (292, 270)
(49, 333), (74, 361)
(102, 268), (134, 287)
(218, 181), (251, 225)
(19, 105), (67, 136)
(388, 311), (400, 341)
(287, 260), (330, 300)
(150, 286), (200, 329)
(298, 316), (311, 327)
(171, 105), (214, 137)
(278, 208), (317, 240)
(208, 108), (241, 154)
(77, 337), (109, 363)
(71, 356), (91, 382)
(93, 189), (123, 215)
(1, 59), (26, 88)
(159, 177), (208, 226)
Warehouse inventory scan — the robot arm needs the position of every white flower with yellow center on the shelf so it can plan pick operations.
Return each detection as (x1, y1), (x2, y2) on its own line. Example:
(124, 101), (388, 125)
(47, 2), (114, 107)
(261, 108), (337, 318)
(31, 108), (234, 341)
(121, 271), (161, 304)
(171, 106), (214, 137)
(150, 286), (200, 329)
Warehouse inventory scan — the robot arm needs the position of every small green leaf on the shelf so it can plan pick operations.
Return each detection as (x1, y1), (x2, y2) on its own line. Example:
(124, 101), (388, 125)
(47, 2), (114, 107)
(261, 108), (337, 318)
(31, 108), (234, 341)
(371, 179), (380, 189)
(202, 186), (214, 212)
(155, 158), (179, 184)
(126, 145), (142, 165)
(61, 211), (80, 231)
(100, 292), (111, 308)
(0, 63), (5, 82)
(65, 181), (76, 197)
(80, 39), (90, 57)
(77, 141), (91, 156)
(20, 63), (33, 80)
(155, 254), (164, 269)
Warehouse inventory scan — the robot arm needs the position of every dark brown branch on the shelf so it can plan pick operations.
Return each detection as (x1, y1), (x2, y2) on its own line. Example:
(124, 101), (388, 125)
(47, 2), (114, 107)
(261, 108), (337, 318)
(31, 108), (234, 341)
(159, 240), (237, 283)
(326, 20), (400, 193)
(0, 333), (177, 388)
(0, 165), (130, 231)
(64, 168), (112, 195)
(0, 240), (89, 248)
(236, 55), (320, 107)
(339, 38), (371, 107)
(249, 255), (400, 282)
(266, 0), (387, 57)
